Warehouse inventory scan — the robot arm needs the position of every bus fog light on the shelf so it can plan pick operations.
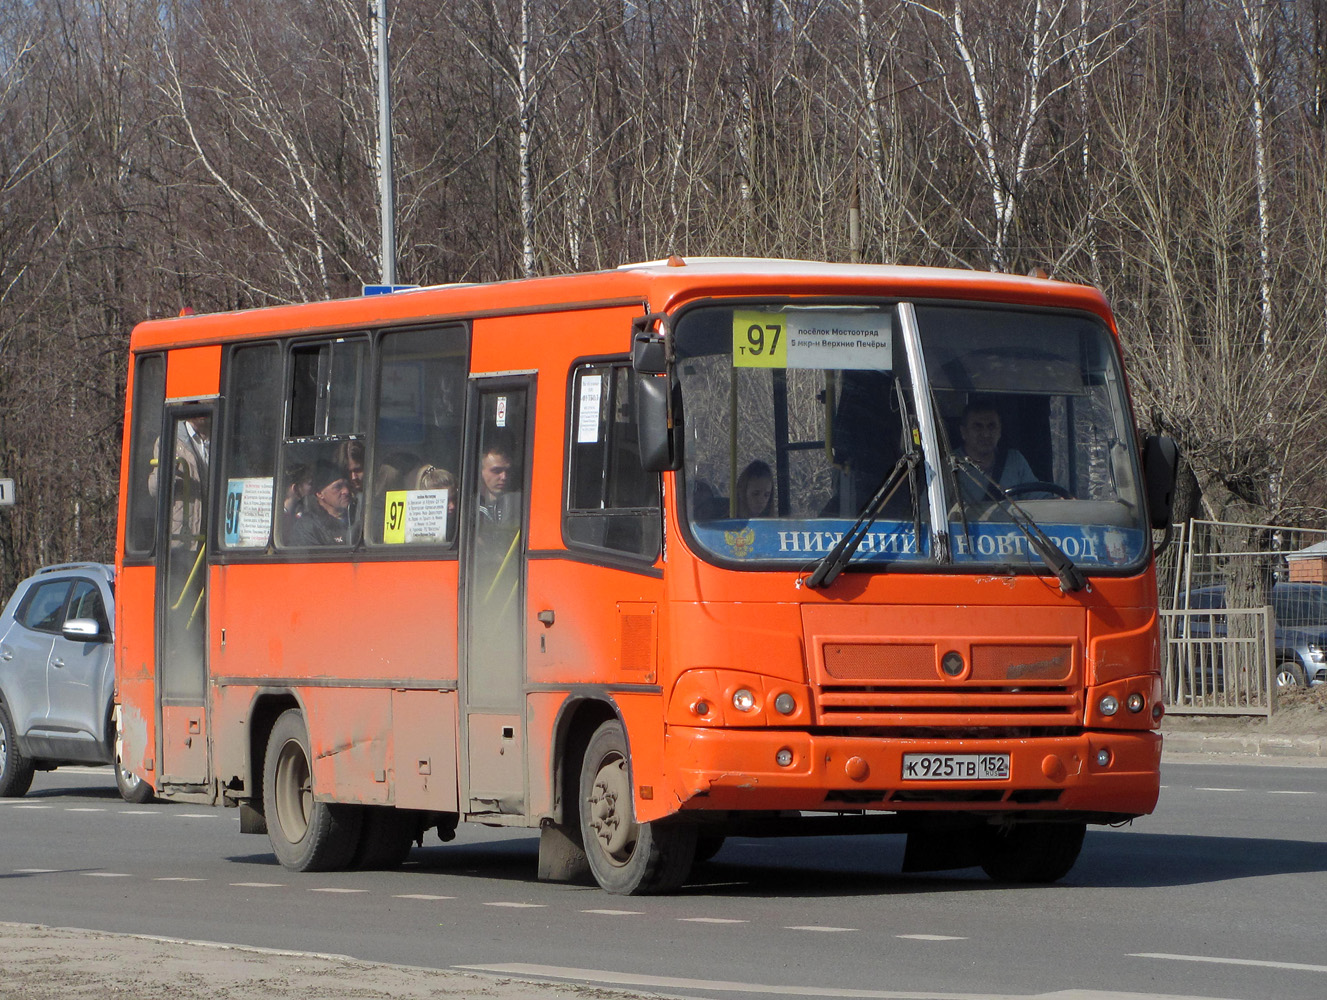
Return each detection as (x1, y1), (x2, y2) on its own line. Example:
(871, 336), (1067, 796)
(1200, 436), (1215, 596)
(1126, 693), (1145, 713)
(1096, 749), (1112, 767)
(774, 693), (796, 715)
(732, 688), (756, 712)
(1098, 695), (1119, 716)
(775, 747), (794, 767)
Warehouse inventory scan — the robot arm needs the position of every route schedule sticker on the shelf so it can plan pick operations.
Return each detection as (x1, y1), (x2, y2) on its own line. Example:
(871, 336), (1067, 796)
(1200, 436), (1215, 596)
(733, 310), (892, 370)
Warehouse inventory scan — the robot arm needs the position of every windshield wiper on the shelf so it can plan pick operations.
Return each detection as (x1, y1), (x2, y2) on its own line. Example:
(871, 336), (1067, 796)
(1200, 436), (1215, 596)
(806, 452), (920, 590)
(951, 456), (1087, 594)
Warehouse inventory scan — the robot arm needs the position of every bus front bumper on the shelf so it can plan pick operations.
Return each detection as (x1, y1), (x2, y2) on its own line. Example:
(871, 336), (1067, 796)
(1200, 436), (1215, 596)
(658, 727), (1161, 821)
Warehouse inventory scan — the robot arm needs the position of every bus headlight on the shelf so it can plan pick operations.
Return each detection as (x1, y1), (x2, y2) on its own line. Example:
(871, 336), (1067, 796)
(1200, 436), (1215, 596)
(732, 688), (756, 712)
(1125, 692), (1145, 713)
(1098, 695), (1120, 716)
(774, 692), (796, 715)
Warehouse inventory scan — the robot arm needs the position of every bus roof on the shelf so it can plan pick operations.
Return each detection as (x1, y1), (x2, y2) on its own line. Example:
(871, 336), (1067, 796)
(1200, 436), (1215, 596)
(128, 258), (1114, 352)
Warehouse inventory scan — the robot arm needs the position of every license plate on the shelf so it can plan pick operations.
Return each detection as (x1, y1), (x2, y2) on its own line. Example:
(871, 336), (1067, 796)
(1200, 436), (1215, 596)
(902, 753), (1010, 781)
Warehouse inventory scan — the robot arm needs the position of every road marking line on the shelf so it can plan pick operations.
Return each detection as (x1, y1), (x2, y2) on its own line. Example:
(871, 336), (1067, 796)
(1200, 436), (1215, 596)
(174, 813), (217, 818)
(582, 909), (643, 916)
(484, 902), (546, 908)
(66, 807), (106, 812)
(897, 934), (966, 941)
(155, 877), (207, 881)
(85, 872), (133, 878)
(395, 894), (455, 900)
(679, 917), (748, 924)
(1195, 787), (1244, 792)
(14, 868), (59, 873)
(309, 887), (368, 893)
(231, 882), (284, 888)
(1132, 951), (1327, 973)
(786, 926), (856, 933)
(120, 810), (161, 815)
(12, 805), (52, 810)
(461, 963), (1167, 998)
(1266, 790), (1314, 795)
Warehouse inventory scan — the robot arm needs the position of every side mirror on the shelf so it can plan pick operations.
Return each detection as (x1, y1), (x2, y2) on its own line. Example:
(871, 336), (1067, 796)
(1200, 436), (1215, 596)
(1142, 434), (1179, 530)
(636, 373), (679, 472)
(632, 332), (667, 374)
(62, 618), (107, 643)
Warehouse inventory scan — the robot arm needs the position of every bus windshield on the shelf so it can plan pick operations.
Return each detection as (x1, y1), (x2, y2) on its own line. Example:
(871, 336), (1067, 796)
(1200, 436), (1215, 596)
(676, 300), (1149, 575)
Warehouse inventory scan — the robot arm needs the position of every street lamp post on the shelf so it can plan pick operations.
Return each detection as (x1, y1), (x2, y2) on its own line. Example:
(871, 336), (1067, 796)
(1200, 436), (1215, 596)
(375, 0), (396, 286)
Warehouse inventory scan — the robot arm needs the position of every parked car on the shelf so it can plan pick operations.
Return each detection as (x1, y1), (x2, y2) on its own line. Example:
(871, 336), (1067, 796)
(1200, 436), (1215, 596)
(0, 562), (150, 801)
(1183, 582), (1327, 690)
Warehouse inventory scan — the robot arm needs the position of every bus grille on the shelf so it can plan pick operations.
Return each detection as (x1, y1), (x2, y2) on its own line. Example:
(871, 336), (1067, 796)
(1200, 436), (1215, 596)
(813, 642), (1080, 728)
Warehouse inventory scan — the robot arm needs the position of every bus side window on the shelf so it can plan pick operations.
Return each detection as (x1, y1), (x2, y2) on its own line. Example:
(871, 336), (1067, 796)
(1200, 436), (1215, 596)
(564, 363), (661, 560)
(220, 343), (283, 550)
(369, 324), (468, 546)
(124, 354), (166, 557)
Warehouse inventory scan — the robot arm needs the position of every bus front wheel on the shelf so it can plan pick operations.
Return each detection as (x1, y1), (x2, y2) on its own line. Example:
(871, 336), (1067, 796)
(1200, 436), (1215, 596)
(979, 820), (1086, 883)
(578, 719), (696, 895)
(263, 709), (362, 872)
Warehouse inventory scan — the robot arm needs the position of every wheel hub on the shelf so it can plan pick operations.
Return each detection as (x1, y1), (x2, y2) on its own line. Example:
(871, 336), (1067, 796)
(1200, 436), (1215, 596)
(587, 756), (635, 861)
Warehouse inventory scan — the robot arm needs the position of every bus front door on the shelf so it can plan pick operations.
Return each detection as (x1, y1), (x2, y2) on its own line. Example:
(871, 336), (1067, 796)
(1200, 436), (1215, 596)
(154, 408), (212, 787)
(461, 382), (530, 816)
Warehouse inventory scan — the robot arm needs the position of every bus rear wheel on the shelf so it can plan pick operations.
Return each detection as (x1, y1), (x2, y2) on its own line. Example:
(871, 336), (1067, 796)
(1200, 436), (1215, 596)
(578, 719), (696, 895)
(263, 709), (362, 872)
(979, 821), (1086, 883)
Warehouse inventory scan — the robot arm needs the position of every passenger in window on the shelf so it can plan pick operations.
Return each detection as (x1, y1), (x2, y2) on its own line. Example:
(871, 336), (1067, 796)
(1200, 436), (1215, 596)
(281, 463), (313, 532)
(333, 439), (366, 523)
(735, 460), (774, 518)
(477, 436), (519, 526)
(288, 461), (352, 546)
(955, 397), (1036, 503)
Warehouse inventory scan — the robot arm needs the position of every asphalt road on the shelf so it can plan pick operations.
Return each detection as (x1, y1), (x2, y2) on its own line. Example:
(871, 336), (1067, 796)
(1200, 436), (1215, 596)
(2, 757), (1326, 1000)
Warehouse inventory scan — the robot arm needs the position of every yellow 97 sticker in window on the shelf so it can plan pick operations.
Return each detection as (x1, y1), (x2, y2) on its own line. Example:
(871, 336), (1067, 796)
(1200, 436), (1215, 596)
(733, 310), (787, 368)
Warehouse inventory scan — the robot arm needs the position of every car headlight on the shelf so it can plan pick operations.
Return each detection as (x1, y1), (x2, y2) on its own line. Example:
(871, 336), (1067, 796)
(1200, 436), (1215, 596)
(1308, 644), (1326, 663)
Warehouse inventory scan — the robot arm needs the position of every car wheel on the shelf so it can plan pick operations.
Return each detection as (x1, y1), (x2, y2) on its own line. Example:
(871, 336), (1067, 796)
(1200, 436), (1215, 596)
(262, 709), (361, 872)
(0, 701), (36, 798)
(115, 759), (154, 803)
(1275, 662), (1308, 691)
(578, 719), (696, 895)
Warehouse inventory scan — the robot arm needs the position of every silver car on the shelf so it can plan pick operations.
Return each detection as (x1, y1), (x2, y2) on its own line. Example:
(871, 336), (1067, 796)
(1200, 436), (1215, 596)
(0, 562), (150, 801)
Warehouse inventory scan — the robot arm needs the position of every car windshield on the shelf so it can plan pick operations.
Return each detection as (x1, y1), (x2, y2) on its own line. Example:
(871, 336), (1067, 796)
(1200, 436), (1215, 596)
(675, 300), (1149, 575)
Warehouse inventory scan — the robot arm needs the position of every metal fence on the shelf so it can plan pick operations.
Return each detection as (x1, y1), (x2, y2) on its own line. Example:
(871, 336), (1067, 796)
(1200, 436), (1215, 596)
(1160, 607), (1274, 716)
(1156, 519), (1327, 715)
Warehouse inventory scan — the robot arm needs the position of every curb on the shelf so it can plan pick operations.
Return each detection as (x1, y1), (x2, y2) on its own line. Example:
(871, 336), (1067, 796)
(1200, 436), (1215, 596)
(1161, 730), (1327, 759)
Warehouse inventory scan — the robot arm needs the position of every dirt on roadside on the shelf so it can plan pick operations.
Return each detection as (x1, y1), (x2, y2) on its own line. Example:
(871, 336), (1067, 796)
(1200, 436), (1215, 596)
(1162, 684), (1327, 736)
(0, 923), (651, 1000)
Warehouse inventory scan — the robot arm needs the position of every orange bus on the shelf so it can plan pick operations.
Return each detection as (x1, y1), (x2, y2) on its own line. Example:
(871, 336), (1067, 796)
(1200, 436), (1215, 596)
(114, 259), (1177, 894)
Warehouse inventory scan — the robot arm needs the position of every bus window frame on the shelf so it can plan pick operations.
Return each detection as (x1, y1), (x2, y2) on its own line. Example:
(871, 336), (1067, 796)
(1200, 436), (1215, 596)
(561, 353), (664, 570)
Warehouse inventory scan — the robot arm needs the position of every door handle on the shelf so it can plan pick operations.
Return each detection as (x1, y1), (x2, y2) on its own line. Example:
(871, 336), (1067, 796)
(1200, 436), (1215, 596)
(0, 650), (12, 661)
(52, 658), (65, 668)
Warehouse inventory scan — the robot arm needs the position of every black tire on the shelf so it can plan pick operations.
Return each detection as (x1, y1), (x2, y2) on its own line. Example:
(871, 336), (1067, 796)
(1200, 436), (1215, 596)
(1275, 662), (1308, 691)
(262, 709), (362, 872)
(979, 821), (1086, 883)
(694, 833), (727, 863)
(350, 806), (417, 869)
(0, 702), (35, 798)
(578, 719), (696, 895)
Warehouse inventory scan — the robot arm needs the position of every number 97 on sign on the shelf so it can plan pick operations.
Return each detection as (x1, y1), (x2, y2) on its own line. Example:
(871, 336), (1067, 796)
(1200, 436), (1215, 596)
(732, 311), (787, 368)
